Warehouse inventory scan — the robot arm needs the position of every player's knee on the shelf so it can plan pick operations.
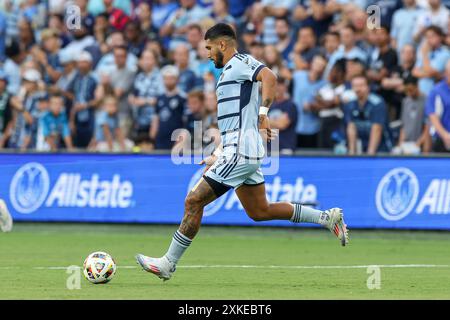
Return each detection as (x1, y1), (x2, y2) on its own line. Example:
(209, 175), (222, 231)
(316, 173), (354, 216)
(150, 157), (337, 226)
(246, 206), (270, 222)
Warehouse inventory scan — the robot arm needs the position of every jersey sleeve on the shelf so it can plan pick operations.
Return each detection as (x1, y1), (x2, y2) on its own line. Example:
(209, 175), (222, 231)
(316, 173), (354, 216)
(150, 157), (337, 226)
(234, 54), (266, 82)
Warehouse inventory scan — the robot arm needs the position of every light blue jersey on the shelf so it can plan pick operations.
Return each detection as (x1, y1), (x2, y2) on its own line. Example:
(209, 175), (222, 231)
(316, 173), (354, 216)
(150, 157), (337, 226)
(215, 53), (266, 160)
(204, 53), (266, 190)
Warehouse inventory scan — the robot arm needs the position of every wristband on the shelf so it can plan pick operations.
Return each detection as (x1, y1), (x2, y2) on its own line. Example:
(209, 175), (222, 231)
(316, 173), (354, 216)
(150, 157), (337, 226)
(259, 106), (269, 116)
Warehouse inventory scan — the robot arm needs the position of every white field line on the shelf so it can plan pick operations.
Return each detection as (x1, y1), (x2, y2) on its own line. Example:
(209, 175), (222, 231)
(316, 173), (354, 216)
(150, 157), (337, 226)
(16, 264), (450, 270)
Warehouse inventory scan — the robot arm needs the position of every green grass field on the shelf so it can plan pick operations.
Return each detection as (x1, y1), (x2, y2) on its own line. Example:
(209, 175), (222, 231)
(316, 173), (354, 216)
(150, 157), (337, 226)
(1, 222), (450, 299)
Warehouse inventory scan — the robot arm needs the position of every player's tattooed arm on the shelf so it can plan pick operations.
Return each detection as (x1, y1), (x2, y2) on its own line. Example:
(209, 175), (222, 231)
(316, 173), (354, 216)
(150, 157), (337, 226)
(179, 179), (217, 239)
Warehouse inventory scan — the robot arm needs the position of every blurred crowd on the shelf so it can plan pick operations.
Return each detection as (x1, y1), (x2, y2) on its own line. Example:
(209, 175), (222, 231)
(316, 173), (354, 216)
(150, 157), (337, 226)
(0, 0), (449, 155)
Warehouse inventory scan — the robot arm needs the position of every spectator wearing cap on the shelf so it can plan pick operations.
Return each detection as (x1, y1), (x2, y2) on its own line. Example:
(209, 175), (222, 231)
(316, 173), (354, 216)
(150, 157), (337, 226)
(128, 49), (165, 144)
(51, 49), (78, 106)
(274, 17), (295, 62)
(38, 94), (74, 151)
(289, 26), (322, 70)
(413, 25), (450, 96)
(238, 22), (259, 54)
(390, 0), (423, 55)
(173, 43), (203, 94)
(151, 65), (187, 150)
(9, 69), (48, 150)
(268, 77), (298, 154)
(393, 75), (430, 154)
(293, 0), (333, 38)
(68, 51), (98, 148)
(0, 71), (14, 148)
(32, 28), (63, 85)
(325, 25), (368, 77)
(413, 0), (449, 43)
(160, 0), (211, 50)
(210, 0), (235, 26)
(252, 0), (296, 45)
(293, 54), (327, 149)
(344, 75), (392, 155)
(426, 60), (450, 152)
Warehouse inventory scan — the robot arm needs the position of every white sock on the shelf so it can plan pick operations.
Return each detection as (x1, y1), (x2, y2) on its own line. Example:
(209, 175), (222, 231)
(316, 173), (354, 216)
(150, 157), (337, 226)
(290, 204), (323, 224)
(164, 230), (192, 265)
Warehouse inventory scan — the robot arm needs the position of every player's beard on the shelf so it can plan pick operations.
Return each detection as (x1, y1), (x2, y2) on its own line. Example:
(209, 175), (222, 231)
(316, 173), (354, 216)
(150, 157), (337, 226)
(214, 51), (224, 69)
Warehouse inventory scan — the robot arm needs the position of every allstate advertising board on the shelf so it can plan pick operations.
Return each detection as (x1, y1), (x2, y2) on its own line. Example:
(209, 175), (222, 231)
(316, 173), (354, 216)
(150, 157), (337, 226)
(0, 154), (449, 229)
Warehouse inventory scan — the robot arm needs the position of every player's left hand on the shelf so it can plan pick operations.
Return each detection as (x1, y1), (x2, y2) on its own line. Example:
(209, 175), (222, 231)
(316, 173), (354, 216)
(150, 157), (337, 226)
(258, 115), (275, 141)
(199, 154), (217, 173)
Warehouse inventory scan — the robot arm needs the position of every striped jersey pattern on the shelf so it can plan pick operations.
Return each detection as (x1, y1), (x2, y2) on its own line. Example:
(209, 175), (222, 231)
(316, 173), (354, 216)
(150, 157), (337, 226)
(215, 53), (266, 160)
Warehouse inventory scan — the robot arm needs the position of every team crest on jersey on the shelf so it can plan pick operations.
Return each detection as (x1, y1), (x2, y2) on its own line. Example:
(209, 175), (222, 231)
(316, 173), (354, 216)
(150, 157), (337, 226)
(169, 98), (178, 109)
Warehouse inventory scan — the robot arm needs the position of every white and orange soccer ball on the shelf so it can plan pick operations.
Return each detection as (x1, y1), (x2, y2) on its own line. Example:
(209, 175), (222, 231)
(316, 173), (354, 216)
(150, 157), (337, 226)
(83, 251), (117, 284)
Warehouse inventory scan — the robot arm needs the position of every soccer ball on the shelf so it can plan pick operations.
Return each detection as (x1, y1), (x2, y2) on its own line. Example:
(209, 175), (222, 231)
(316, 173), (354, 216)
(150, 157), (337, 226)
(83, 251), (117, 284)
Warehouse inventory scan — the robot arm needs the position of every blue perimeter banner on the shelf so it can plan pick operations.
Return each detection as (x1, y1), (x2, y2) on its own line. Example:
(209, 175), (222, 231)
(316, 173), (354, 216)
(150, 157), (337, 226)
(0, 153), (449, 230)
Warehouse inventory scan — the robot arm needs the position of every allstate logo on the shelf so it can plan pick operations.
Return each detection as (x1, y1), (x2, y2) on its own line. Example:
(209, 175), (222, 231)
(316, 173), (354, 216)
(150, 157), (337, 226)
(187, 168), (228, 217)
(376, 167), (419, 221)
(10, 163), (50, 214)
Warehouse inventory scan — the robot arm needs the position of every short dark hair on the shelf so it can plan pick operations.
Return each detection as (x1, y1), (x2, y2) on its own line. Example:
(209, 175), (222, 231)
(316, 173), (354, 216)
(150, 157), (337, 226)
(204, 23), (236, 41)
(50, 93), (64, 101)
(425, 25), (445, 37)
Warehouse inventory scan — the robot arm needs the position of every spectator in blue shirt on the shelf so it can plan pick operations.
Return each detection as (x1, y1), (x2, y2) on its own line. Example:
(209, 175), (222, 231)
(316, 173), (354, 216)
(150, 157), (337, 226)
(268, 77), (298, 154)
(91, 95), (133, 152)
(325, 25), (368, 77)
(152, 0), (179, 30)
(274, 17), (295, 63)
(9, 69), (48, 150)
(390, 0), (423, 55)
(173, 43), (203, 94)
(151, 65), (187, 150)
(289, 26), (322, 70)
(426, 60), (450, 152)
(128, 49), (165, 144)
(292, 54), (327, 148)
(344, 75), (392, 154)
(31, 28), (63, 85)
(39, 94), (73, 151)
(413, 25), (450, 96)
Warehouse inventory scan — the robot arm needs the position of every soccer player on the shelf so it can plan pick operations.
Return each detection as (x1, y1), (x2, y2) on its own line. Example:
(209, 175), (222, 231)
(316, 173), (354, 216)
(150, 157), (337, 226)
(136, 23), (349, 281)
